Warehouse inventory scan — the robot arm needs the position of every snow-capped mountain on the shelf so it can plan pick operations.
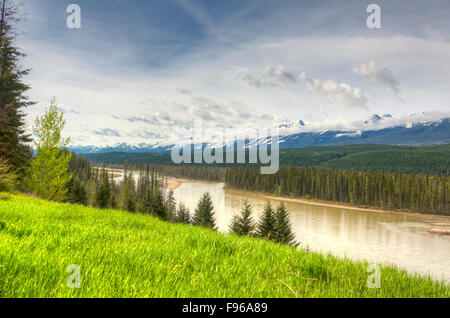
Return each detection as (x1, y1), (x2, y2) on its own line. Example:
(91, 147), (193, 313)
(69, 142), (173, 154)
(69, 115), (450, 154)
(275, 120), (306, 129)
(363, 114), (392, 124)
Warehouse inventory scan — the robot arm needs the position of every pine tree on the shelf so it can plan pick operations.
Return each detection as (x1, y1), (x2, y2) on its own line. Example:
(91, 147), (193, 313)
(165, 189), (176, 221)
(95, 167), (111, 208)
(229, 200), (255, 236)
(0, 156), (15, 191)
(192, 192), (216, 229)
(85, 175), (97, 206)
(109, 173), (117, 208)
(67, 175), (87, 205)
(150, 188), (166, 219)
(118, 165), (136, 212)
(273, 203), (296, 245)
(28, 98), (72, 202)
(0, 0), (33, 176)
(256, 201), (276, 239)
(175, 202), (191, 224)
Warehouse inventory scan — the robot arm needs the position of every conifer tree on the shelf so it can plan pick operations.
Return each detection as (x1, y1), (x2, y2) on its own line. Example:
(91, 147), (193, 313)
(150, 187), (166, 219)
(67, 175), (87, 205)
(192, 192), (216, 229)
(119, 173), (136, 212)
(273, 203), (296, 245)
(0, 0), (33, 176)
(229, 200), (255, 236)
(256, 201), (276, 239)
(95, 167), (111, 208)
(109, 173), (117, 208)
(175, 202), (191, 224)
(165, 189), (176, 221)
(0, 156), (15, 191)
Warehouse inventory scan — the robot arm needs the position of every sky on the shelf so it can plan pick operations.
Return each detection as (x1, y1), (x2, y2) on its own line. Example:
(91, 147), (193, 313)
(15, 0), (450, 146)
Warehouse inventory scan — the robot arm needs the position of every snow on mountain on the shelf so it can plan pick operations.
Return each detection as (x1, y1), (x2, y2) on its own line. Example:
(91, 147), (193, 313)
(69, 113), (450, 154)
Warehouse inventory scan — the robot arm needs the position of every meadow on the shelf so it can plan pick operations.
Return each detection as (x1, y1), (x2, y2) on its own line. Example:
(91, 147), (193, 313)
(0, 193), (448, 298)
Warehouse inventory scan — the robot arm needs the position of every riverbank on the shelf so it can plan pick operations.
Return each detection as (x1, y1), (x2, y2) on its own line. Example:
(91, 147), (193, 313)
(164, 177), (194, 190)
(260, 194), (450, 219)
(0, 192), (448, 297)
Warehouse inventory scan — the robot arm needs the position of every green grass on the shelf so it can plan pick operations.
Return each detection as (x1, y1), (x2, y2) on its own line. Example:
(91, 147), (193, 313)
(0, 193), (448, 298)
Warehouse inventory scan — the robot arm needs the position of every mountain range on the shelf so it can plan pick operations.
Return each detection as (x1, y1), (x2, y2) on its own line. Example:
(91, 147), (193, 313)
(70, 115), (450, 154)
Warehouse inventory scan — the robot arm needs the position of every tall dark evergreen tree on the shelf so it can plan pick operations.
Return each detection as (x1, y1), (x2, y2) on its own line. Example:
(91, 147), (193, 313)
(165, 189), (176, 221)
(95, 167), (111, 209)
(273, 203), (296, 246)
(0, 0), (33, 175)
(67, 175), (87, 205)
(192, 192), (216, 229)
(229, 200), (255, 236)
(256, 201), (276, 239)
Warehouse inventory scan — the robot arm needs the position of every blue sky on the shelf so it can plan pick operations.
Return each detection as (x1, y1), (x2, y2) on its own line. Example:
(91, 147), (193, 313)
(18, 0), (450, 146)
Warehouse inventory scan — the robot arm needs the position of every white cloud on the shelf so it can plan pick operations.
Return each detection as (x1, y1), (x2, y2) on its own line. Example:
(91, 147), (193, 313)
(299, 72), (368, 109)
(57, 104), (80, 115)
(353, 60), (401, 97)
(238, 65), (297, 88)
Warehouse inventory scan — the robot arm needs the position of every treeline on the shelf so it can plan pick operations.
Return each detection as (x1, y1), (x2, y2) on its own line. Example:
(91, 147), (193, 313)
(225, 166), (449, 215)
(82, 144), (450, 176)
(67, 156), (171, 217)
(66, 156), (297, 246)
(105, 163), (449, 215)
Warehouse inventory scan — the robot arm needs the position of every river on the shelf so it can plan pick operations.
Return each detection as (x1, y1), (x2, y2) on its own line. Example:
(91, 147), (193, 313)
(109, 169), (450, 283)
(172, 179), (450, 283)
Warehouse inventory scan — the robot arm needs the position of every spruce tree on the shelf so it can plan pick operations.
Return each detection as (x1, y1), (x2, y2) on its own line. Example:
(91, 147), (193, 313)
(109, 173), (117, 208)
(229, 200), (255, 236)
(0, 0), (33, 176)
(95, 167), (111, 208)
(119, 173), (136, 212)
(165, 189), (176, 221)
(151, 188), (166, 219)
(175, 202), (191, 224)
(192, 192), (216, 230)
(67, 175), (87, 205)
(273, 203), (296, 245)
(256, 201), (276, 239)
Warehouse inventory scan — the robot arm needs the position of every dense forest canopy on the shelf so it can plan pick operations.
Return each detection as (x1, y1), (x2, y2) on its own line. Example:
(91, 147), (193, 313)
(82, 144), (450, 176)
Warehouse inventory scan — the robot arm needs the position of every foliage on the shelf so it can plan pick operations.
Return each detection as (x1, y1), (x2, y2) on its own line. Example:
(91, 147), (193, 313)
(192, 192), (216, 230)
(28, 98), (72, 202)
(0, 193), (448, 297)
(0, 156), (16, 191)
(165, 189), (176, 221)
(95, 167), (111, 209)
(0, 0), (33, 176)
(174, 202), (191, 224)
(225, 165), (450, 215)
(84, 144), (450, 176)
(256, 201), (276, 239)
(229, 200), (255, 236)
(273, 203), (296, 246)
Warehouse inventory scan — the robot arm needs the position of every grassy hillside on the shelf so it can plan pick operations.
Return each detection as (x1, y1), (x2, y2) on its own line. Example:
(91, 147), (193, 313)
(82, 144), (450, 175)
(0, 193), (448, 297)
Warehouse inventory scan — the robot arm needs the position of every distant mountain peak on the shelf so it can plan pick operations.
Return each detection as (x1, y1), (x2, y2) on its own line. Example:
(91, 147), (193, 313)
(275, 120), (306, 129)
(363, 113), (392, 124)
(69, 116), (450, 154)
